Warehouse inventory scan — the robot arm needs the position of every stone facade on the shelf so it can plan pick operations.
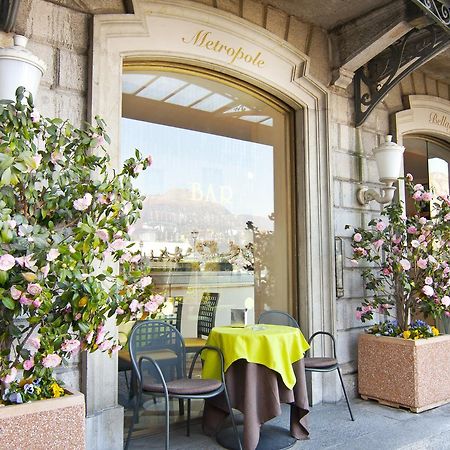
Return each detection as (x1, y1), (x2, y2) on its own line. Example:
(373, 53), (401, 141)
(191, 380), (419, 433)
(0, 0), (449, 448)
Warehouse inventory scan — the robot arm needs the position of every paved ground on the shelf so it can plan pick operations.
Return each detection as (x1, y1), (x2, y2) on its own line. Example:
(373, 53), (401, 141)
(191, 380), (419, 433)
(125, 397), (450, 450)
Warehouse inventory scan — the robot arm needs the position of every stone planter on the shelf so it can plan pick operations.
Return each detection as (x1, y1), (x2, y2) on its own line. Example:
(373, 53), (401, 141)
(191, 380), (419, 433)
(0, 389), (85, 449)
(358, 333), (450, 412)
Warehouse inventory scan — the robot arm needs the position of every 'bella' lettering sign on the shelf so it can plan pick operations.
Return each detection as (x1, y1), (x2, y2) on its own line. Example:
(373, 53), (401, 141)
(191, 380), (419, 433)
(429, 112), (450, 134)
(182, 30), (265, 67)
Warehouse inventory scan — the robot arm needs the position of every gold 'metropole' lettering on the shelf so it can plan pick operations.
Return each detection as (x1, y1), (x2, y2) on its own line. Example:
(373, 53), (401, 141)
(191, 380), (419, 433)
(182, 30), (265, 68)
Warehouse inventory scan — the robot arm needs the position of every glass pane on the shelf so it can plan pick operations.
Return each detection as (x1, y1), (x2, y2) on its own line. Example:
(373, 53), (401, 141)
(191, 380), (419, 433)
(121, 67), (291, 336)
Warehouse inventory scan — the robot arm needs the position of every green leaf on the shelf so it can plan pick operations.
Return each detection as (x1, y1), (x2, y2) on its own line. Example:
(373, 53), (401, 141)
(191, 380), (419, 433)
(2, 297), (15, 310)
(0, 167), (11, 186)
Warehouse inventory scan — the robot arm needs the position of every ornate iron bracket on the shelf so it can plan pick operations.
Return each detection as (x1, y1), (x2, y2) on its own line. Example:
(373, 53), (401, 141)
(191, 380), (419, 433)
(411, 0), (450, 31)
(354, 24), (450, 127)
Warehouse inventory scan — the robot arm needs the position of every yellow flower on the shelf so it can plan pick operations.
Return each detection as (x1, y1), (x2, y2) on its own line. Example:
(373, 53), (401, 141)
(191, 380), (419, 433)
(432, 326), (439, 336)
(402, 330), (411, 339)
(50, 382), (64, 398)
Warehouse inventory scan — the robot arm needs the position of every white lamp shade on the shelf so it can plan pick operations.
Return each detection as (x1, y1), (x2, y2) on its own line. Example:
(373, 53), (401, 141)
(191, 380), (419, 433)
(0, 35), (46, 102)
(373, 135), (405, 185)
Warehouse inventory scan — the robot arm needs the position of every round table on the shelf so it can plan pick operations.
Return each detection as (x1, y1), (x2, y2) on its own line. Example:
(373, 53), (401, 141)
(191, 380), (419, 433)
(202, 324), (310, 450)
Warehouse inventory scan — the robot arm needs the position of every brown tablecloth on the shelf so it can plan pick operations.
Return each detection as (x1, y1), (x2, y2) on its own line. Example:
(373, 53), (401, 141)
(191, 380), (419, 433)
(203, 358), (310, 450)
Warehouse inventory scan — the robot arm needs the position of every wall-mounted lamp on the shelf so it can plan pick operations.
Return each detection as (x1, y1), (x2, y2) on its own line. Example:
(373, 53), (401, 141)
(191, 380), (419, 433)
(357, 135), (405, 205)
(0, 35), (46, 102)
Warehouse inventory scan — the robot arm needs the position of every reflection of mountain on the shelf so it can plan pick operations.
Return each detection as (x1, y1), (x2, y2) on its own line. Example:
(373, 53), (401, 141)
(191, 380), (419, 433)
(132, 188), (272, 246)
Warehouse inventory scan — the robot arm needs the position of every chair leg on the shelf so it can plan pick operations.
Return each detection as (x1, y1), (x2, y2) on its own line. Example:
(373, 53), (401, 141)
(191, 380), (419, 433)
(164, 393), (170, 450)
(337, 367), (355, 421)
(186, 399), (191, 437)
(223, 387), (242, 450)
(179, 398), (184, 415)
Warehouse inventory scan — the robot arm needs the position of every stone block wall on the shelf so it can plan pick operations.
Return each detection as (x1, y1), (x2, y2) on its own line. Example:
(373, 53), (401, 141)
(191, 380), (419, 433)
(11, 0), (89, 128)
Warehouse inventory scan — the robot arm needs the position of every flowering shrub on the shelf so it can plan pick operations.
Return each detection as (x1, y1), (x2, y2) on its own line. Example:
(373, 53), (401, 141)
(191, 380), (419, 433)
(347, 175), (450, 334)
(0, 88), (165, 404)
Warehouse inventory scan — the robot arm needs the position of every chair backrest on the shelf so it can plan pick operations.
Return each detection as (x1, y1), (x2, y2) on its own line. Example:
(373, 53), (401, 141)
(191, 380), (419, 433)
(197, 292), (219, 338)
(128, 320), (186, 384)
(257, 310), (299, 328)
(172, 296), (183, 331)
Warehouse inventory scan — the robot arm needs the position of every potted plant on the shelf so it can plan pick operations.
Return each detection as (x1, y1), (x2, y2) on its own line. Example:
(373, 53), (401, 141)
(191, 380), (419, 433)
(0, 88), (164, 446)
(347, 175), (450, 412)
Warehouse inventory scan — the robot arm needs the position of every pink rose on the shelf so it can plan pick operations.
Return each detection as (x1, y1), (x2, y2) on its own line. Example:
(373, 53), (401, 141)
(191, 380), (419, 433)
(413, 184), (424, 191)
(10, 286), (22, 300)
(116, 307), (125, 315)
(42, 354), (62, 368)
(99, 340), (113, 351)
(407, 226), (417, 234)
(23, 359), (34, 371)
(419, 217), (427, 225)
(111, 344), (122, 354)
(110, 238), (127, 251)
(412, 191), (422, 201)
(95, 229), (109, 242)
(355, 311), (363, 320)
(411, 240), (420, 248)
(441, 296), (450, 307)
(417, 258), (428, 269)
(392, 235), (402, 244)
(422, 285), (434, 297)
(86, 331), (94, 344)
(129, 299), (141, 313)
(146, 155), (153, 166)
(400, 259), (411, 271)
(95, 325), (106, 345)
(28, 337), (40, 351)
(144, 301), (158, 313)
(0, 254), (15, 271)
(19, 295), (32, 306)
(140, 276), (153, 288)
(61, 339), (81, 354)
(421, 192), (432, 202)
(130, 254), (141, 263)
(375, 221), (386, 231)
(1, 367), (17, 384)
(425, 277), (433, 285)
(350, 259), (358, 267)
(445, 213), (450, 222)
(353, 233), (362, 242)
(15, 254), (37, 269)
(32, 299), (41, 308)
(406, 173), (413, 181)
(152, 294), (165, 305)
(373, 239), (384, 250)
(27, 283), (42, 296)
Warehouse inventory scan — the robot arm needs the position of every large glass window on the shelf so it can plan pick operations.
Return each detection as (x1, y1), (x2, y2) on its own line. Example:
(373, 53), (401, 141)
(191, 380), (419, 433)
(403, 136), (450, 217)
(121, 63), (294, 335)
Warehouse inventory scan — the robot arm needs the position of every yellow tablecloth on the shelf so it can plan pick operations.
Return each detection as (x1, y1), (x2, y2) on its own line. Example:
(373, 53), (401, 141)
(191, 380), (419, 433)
(202, 324), (310, 390)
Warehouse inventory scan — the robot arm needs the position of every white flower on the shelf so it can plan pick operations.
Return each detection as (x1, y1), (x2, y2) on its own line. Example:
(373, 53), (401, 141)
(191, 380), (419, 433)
(140, 276), (153, 288)
(110, 238), (127, 251)
(422, 285), (434, 297)
(400, 259), (411, 271)
(46, 248), (60, 262)
(122, 202), (132, 215)
(73, 192), (93, 211)
(0, 254), (15, 271)
(95, 229), (109, 242)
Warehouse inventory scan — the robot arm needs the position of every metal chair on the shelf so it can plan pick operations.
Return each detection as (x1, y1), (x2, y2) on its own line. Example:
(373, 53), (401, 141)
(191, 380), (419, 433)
(118, 297), (184, 397)
(257, 309), (300, 328)
(257, 310), (355, 421)
(184, 292), (219, 354)
(124, 320), (242, 450)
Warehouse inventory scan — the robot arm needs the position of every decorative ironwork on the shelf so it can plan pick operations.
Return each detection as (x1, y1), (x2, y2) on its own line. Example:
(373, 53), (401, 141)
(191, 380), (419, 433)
(411, 0), (450, 31)
(354, 24), (450, 127)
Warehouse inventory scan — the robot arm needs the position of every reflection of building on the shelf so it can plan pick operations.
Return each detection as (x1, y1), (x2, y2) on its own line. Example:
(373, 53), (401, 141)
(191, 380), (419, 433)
(131, 188), (272, 252)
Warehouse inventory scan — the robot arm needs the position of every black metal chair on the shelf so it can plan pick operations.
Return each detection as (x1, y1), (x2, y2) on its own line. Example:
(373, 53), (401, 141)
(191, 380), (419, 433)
(124, 320), (242, 450)
(257, 309), (355, 421)
(118, 297), (184, 397)
(184, 292), (219, 354)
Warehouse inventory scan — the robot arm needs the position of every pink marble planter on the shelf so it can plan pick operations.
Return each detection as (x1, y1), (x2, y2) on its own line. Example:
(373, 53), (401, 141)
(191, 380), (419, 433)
(0, 389), (85, 449)
(358, 333), (450, 413)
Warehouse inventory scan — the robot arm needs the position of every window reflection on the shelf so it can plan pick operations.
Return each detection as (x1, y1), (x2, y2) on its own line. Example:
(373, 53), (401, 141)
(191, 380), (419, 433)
(121, 66), (291, 335)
